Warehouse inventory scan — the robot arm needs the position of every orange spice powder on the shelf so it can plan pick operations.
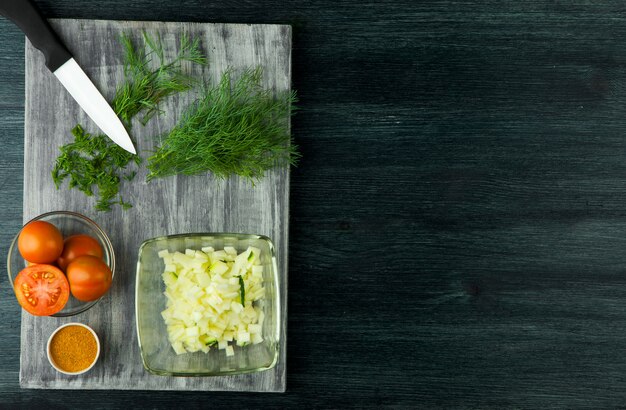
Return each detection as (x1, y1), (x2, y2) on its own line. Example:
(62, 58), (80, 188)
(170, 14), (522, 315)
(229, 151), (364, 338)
(49, 325), (98, 373)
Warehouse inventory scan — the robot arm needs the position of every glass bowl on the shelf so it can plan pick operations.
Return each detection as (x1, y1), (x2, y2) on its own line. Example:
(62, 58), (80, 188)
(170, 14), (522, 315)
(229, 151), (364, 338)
(135, 233), (280, 376)
(7, 211), (115, 317)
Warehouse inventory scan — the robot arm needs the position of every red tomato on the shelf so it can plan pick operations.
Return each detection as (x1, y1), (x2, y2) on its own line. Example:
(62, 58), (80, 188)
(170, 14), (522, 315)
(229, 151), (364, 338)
(14, 264), (70, 316)
(57, 234), (103, 271)
(66, 255), (112, 302)
(17, 220), (64, 264)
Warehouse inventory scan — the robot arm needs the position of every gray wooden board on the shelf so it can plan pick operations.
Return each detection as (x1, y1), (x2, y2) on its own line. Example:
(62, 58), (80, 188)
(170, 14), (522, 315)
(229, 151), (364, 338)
(20, 19), (290, 391)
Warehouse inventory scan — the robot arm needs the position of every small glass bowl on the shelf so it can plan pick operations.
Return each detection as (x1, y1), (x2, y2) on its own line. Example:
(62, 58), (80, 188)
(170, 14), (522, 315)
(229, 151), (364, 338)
(135, 233), (280, 376)
(47, 322), (101, 375)
(7, 211), (115, 317)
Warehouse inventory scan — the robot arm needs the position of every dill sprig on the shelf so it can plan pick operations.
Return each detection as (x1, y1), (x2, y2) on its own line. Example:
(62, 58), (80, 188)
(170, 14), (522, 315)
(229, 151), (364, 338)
(52, 124), (141, 211)
(146, 66), (299, 181)
(52, 31), (206, 211)
(113, 32), (207, 126)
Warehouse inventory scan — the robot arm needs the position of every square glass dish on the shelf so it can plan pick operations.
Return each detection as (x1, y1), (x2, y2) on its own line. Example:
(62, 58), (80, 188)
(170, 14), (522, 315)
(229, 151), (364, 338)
(135, 233), (280, 376)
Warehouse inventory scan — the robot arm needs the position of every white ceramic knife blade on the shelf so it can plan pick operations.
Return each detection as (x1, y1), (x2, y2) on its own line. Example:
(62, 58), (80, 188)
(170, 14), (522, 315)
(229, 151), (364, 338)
(54, 59), (136, 154)
(0, 0), (136, 154)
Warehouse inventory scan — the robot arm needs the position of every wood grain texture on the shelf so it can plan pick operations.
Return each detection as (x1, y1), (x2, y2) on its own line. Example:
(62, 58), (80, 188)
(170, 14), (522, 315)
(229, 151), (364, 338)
(2, 0), (626, 408)
(21, 19), (290, 392)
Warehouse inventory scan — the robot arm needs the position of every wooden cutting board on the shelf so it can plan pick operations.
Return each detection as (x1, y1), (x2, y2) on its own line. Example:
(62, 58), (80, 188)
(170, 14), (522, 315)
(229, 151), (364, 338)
(20, 19), (290, 392)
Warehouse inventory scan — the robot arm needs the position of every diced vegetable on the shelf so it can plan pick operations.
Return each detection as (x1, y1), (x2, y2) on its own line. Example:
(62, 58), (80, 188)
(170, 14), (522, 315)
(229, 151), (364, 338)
(159, 246), (265, 356)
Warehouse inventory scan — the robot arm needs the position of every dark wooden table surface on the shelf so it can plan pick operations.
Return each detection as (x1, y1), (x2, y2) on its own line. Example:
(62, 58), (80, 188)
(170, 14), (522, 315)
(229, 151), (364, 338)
(3, 0), (626, 408)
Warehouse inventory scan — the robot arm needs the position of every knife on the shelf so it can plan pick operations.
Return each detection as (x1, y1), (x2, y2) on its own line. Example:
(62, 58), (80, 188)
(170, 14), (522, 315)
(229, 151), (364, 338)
(0, 0), (137, 154)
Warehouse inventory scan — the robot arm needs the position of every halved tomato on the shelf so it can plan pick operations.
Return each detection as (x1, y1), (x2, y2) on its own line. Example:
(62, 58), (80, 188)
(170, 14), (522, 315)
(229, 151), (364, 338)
(14, 264), (70, 316)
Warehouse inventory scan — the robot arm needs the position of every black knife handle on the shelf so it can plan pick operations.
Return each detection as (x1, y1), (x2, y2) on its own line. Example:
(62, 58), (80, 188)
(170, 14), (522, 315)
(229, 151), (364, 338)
(0, 0), (71, 71)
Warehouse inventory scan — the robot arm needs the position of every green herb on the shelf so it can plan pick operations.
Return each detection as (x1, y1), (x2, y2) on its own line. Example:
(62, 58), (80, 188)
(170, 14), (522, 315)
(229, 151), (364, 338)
(52, 32), (206, 211)
(146, 66), (299, 181)
(51, 125), (141, 212)
(238, 275), (245, 306)
(113, 32), (206, 126)
(199, 335), (217, 346)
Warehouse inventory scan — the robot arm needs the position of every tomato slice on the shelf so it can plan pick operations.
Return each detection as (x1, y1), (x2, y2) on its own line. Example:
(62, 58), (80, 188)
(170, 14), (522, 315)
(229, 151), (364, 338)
(14, 265), (70, 316)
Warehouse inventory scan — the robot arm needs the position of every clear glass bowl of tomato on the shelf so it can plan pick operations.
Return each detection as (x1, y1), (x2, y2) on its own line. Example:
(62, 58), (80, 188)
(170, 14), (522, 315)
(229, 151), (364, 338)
(7, 211), (115, 317)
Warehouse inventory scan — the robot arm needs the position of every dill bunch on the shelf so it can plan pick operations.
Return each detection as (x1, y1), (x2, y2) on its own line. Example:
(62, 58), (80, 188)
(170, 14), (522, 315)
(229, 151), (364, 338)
(146, 66), (299, 181)
(113, 32), (207, 125)
(52, 124), (141, 211)
(52, 31), (206, 211)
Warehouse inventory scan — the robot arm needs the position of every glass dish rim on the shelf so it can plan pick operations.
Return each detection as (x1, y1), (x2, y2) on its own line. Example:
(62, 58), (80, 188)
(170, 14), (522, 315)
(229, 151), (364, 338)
(135, 232), (281, 377)
(7, 210), (116, 317)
